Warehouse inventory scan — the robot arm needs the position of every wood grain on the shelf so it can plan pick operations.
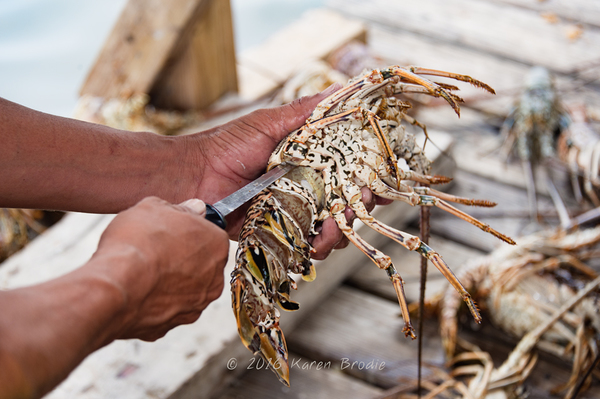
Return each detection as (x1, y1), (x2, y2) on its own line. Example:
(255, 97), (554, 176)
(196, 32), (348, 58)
(80, 0), (237, 110)
(328, 0), (600, 75)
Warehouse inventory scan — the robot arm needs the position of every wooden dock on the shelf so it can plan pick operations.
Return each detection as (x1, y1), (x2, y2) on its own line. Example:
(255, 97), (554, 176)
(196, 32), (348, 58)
(218, 1), (600, 398)
(2, 0), (600, 398)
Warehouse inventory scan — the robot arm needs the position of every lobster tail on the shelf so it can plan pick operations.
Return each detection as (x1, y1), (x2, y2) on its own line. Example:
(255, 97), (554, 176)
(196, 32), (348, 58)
(231, 268), (290, 385)
(231, 167), (326, 382)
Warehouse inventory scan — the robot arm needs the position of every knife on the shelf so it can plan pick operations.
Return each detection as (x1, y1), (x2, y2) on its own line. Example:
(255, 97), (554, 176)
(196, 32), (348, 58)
(205, 163), (295, 229)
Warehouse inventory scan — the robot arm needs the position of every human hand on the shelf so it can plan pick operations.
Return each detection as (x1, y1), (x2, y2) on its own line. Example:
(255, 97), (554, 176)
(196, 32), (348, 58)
(90, 197), (229, 341)
(186, 87), (337, 237)
(185, 84), (392, 259)
(309, 188), (393, 260)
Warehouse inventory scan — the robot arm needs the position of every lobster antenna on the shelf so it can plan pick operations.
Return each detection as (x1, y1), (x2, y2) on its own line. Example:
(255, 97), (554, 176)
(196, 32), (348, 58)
(417, 185), (431, 399)
(568, 336), (600, 399)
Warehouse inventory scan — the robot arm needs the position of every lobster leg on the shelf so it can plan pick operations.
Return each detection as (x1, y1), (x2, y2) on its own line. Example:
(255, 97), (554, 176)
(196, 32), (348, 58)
(390, 82), (466, 107)
(328, 195), (416, 338)
(292, 108), (359, 143)
(402, 113), (431, 149)
(358, 150), (451, 186)
(382, 66), (462, 116)
(412, 186), (496, 207)
(404, 66), (496, 95)
(341, 184), (482, 325)
(367, 110), (403, 190)
(355, 167), (515, 244)
(310, 69), (386, 120)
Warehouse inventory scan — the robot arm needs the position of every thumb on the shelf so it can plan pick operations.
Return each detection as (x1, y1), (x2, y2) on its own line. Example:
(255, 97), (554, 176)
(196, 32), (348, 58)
(179, 198), (207, 216)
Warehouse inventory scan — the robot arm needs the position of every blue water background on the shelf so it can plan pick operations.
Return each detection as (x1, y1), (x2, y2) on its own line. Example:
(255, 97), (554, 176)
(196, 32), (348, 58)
(0, 0), (324, 117)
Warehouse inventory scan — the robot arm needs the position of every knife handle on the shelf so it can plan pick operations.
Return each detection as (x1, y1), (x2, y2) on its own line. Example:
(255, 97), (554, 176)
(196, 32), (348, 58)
(205, 204), (227, 230)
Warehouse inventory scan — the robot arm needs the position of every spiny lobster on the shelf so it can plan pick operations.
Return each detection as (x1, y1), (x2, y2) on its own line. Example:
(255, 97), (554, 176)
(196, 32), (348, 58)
(231, 65), (515, 386)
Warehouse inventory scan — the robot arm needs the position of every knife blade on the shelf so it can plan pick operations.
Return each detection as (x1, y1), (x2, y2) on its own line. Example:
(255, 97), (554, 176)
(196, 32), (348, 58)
(205, 163), (295, 229)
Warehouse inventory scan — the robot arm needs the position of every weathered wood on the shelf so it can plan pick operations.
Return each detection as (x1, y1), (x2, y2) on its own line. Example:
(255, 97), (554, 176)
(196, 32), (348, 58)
(80, 0), (237, 110)
(328, 0), (600, 76)
(151, 0), (238, 110)
(490, 0), (600, 29)
(363, 23), (600, 120)
(286, 286), (446, 389)
(220, 353), (383, 399)
(0, 213), (114, 289)
(284, 286), (600, 398)
(236, 8), (367, 101)
(413, 105), (585, 223)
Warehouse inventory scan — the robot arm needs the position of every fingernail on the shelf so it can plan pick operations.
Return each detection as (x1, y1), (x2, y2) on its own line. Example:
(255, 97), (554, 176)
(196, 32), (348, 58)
(321, 82), (342, 97)
(180, 198), (206, 215)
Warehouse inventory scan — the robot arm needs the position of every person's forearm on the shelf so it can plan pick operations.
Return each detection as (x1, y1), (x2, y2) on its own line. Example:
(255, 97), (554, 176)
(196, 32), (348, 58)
(0, 251), (135, 398)
(0, 97), (198, 212)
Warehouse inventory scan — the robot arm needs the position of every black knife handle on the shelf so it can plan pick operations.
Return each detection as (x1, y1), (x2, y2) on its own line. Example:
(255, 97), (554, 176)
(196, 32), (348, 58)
(205, 204), (227, 230)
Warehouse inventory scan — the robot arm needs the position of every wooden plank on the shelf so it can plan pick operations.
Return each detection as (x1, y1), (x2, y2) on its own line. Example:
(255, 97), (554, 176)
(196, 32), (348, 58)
(413, 106), (585, 224)
(237, 8), (367, 101)
(151, 0), (238, 110)
(286, 286), (446, 389)
(284, 286), (600, 397)
(219, 353), (383, 399)
(0, 213), (113, 288)
(80, 0), (237, 110)
(363, 23), (600, 120)
(328, 0), (600, 75)
(490, 0), (600, 29)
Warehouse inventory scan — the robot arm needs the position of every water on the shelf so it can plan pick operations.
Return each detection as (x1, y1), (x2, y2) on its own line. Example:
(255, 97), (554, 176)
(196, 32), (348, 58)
(0, 0), (324, 117)
(0, 0), (127, 116)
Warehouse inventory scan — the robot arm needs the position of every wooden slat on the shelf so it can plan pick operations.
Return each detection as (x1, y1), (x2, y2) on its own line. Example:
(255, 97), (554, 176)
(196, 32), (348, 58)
(328, 0), (600, 75)
(80, 0), (237, 110)
(286, 286), (446, 389)
(284, 285), (600, 398)
(219, 353), (383, 399)
(151, 0), (238, 110)
(490, 0), (600, 29)
(0, 213), (113, 289)
(413, 105), (585, 225)
(362, 23), (600, 120)
(428, 170), (556, 253)
(237, 8), (367, 101)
